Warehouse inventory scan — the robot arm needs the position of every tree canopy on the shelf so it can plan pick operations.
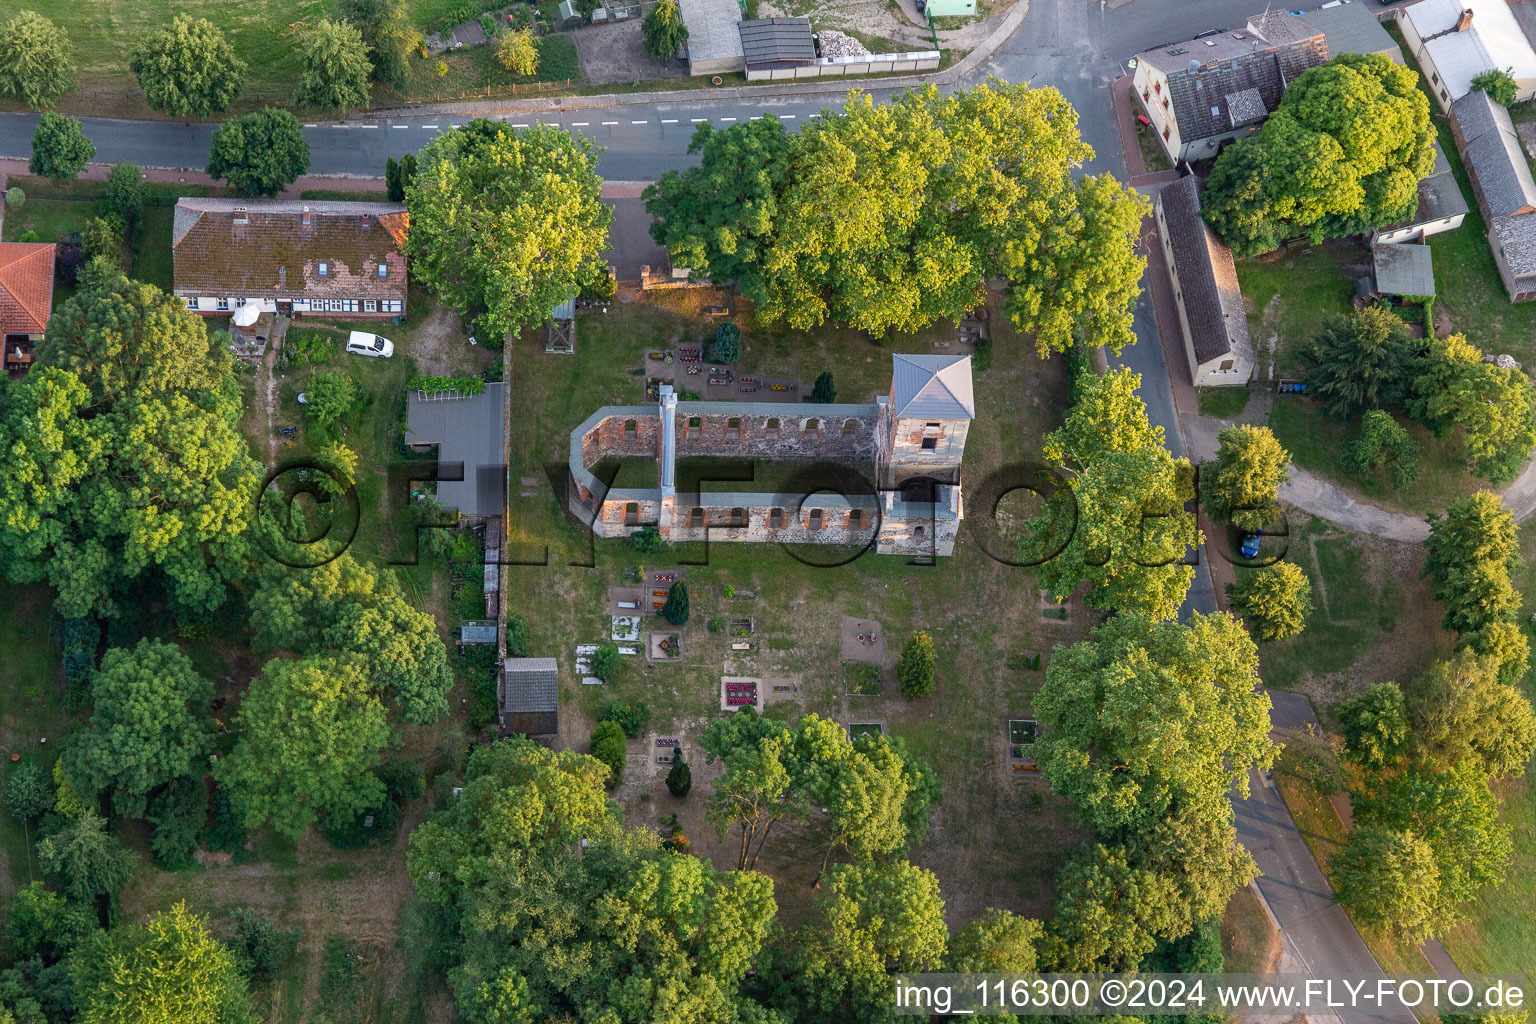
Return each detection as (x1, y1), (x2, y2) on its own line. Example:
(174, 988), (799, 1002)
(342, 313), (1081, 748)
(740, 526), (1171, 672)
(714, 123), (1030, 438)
(29, 113), (93, 184)
(248, 555), (454, 725)
(128, 16), (245, 117)
(1408, 650), (1536, 781)
(71, 902), (255, 1024)
(1297, 306), (1416, 420)
(406, 121), (612, 342)
(1205, 424), (1291, 531)
(645, 81), (1146, 352)
(1029, 368), (1197, 620)
(65, 639), (213, 818)
(337, 0), (418, 88)
(1471, 67), (1518, 107)
(642, 0), (689, 60)
(37, 809), (132, 904)
(1410, 333), (1536, 484)
(296, 19), (372, 112)
(206, 108), (311, 198)
(0, 11), (75, 109)
(215, 655), (392, 839)
(1336, 681), (1410, 770)
(1203, 53), (1435, 255)
(1227, 561), (1313, 642)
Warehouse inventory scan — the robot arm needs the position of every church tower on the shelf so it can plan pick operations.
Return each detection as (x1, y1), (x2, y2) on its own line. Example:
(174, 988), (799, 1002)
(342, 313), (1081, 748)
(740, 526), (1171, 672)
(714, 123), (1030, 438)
(876, 354), (975, 490)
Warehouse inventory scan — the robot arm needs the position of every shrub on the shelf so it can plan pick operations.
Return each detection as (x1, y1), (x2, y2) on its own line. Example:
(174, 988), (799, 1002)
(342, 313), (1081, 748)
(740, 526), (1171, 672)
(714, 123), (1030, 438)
(1345, 410), (1420, 489)
(202, 787), (244, 856)
(148, 776), (208, 870)
(897, 630), (936, 698)
(496, 28), (538, 76)
(598, 699), (649, 738)
(591, 642), (621, 682)
(812, 371), (835, 403)
(230, 907), (297, 981)
(661, 580), (690, 625)
(103, 163), (145, 225)
(711, 322), (742, 364)
(506, 611), (531, 657)
(722, 583), (736, 598)
(458, 643), (498, 729)
(280, 328), (339, 368)
(80, 215), (124, 262)
(410, 496), (456, 562)
(405, 374), (485, 396)
(707, 616), (726, 633)
(5, 761), (54, 820)
(304, 371), (363, 435)
(630, 525), (668, 553)
(666, 753), (692, 797)
(590, 720), (627, 785)
(435, 59), (448, 77)
(4, 186), (23, 208)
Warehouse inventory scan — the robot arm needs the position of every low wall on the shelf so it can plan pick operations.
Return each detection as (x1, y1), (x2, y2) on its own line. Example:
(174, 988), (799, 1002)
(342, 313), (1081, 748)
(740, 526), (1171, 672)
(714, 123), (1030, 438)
(745, 51), (940, 81)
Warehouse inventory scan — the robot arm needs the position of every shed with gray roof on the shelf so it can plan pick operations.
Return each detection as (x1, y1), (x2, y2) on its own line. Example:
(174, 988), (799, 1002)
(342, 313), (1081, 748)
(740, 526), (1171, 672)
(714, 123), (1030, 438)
(1373, 141), (1470, 244)
(1372, 243), (1435, 297)
(404, 382), (507, 519)
(1453, 89), (1536, 219)
(501, 657), (559, 737)
(681, 0), (745, 75)
(739, 17), (815, 68)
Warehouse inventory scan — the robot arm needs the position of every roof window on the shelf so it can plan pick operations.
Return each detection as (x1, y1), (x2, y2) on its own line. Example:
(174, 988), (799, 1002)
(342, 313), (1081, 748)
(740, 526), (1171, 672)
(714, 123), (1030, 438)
(318, 261), (329, 277)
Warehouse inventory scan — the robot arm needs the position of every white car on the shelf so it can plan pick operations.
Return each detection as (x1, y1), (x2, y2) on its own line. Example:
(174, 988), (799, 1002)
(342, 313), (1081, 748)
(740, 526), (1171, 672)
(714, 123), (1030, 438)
(346, 331), (395, 358)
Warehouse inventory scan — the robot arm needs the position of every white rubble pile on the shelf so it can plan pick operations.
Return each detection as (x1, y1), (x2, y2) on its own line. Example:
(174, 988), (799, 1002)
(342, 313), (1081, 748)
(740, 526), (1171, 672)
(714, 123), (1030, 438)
(815, 30), (871, 58)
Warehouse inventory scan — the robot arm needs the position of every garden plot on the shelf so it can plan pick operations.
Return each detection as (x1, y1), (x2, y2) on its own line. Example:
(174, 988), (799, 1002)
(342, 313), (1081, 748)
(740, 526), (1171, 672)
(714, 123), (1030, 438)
(840, 616), (886, 663)
(1007, 718), (1041, 773)
(611, 615), (642, 642)
(609, 586), (644, 613)
(1039, 590), (1069, 623)
(849, 721), (885, 741)
(844, 661), (882, 696)
(762, 680), (801, 705)
(720, 676), (762, 711)
(647, 631), (682, 662)
(647, 569), (684, 611)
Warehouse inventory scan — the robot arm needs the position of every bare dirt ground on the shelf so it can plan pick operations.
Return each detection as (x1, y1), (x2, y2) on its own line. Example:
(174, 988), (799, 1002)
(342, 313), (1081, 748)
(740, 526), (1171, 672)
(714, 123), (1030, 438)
(575, 21), (687, 85)
(407, 305), (501, 377)
(758, 0), (1020, 50)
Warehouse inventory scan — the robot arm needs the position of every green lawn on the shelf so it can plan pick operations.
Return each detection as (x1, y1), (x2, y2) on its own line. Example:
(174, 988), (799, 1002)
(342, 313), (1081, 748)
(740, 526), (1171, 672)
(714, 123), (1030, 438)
(386, 33), (582, 105)
(1197, 387), (1251, 419)
(1235, 243), (1360, 374)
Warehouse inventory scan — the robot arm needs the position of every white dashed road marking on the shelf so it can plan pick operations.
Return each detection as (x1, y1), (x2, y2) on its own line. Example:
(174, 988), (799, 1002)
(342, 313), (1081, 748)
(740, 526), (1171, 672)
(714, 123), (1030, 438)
(304, 123), (319, 128)
(422, 124), (438, 129)
(632, 119), (648, 124)
(602, 120), (619, 125)
(720, 116), (736, 122)
(662, 118), (678, 123)
(572, 121), (589, 126)
(691, 117), (707, 122)
(512, 123), (529, 128)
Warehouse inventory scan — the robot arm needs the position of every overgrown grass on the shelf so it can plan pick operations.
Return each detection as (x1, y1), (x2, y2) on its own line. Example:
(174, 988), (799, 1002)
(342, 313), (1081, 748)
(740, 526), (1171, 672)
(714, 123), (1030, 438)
(1235, 243), (1361, 375)
(1220, 886), (1278, 974)
(1197, 387), (1251, 420)
(388, 33), (582, 104)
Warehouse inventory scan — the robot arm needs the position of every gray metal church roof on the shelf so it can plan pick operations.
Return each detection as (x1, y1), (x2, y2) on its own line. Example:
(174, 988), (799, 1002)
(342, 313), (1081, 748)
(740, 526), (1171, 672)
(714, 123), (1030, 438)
(889, 354), (975, 420)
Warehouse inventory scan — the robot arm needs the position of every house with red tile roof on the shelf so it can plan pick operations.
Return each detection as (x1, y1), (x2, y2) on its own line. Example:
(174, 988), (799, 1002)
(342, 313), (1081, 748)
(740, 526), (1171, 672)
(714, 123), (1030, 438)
(0, 241), (57, 376)
(172, 198), (408, 320)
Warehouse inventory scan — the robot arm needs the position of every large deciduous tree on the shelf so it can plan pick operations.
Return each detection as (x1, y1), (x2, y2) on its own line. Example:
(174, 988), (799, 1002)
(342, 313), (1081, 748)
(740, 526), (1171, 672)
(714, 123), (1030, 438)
(29, 113), (94, 183)
(1203, 53), (1435, 254)
(642, 0), (689, 60)
(128, 16), (246, 117)
(249, 556), (454, 725)
(406, 121), (612, 342)
(407, 738), (779, 1023)
(1336, 681), (1410, 769)
(1422, 491), (1524, 640)
(1226, 561), (1313, 641)
(0, 11), (75, 109)
(336, 0), (418, 89)
(206, 108), (311, 197)
(1205, 424), (1291, 530)
(646, 81), (1146, 352)
(1408, 650), (1536, 781)
(65, 639), (213, 818)
(1029, 368), (1197, 620)
(71, 902), (256, 1024)
(215, 655), (391, 839)
(1410, 333), (1536, 484)
(295, 19), (372, 112)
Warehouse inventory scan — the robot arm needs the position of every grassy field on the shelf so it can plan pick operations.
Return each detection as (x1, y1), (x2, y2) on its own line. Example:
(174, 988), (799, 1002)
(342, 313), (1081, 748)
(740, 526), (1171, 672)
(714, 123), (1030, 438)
(498, 288), (1093, 926)
(1236, 242), (1360, 375)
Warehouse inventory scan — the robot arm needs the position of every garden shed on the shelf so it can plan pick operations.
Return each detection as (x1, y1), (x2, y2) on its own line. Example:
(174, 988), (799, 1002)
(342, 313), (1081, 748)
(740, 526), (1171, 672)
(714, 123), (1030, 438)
(501, 657), (560, 738)
(557, 0), (584, 29)
(1372, 242), (1435, 298)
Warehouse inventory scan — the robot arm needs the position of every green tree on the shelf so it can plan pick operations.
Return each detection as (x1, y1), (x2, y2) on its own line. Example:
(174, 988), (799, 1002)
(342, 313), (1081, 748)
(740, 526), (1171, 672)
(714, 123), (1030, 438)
(642, 0), (689, 60)
(1331, 825), (1440, 941)
(29, 113), (93, 184)
(66, 639), (213, 818)
(5, 761), (55, 820)
(407, 121), (611, 341)
(0, 11), (75, 109)
(1042, 843), (1180, 971)
(1346, 409), (1421, 488)
(72, 902), (255, 1024)
(589, 720), (627, 785)
(703, 709), (800, 870)
(590, 641), (620, 682)
(206, 108), (311, 198)
(794, 860), (947, 1024)
(666, 751), (692, 797)
(228, 907), (296, 981)
(1339, 761), (1512, 936)
(948, 909), (1040, 972)
(1336, 681), (1410, 770)
(1036, 612), (1278, 837)
(812, 371), (836, 403)
(1203, 53), (1434, 253)
(1409, 650), (1536, 781)
(1471, 67), (1518, 107)
(302, 370), (362, 434)
(37, 809), (132, 903)
(1298, 306), (1416, 419)
(215, 655), (391, 839)
(1423, 491), (1522, 635)
(102, 164), (146, 228)
(495, 29), (538, 76)
(1030, 369), (1197, 620)
(336, 0), (417, 89)
(249, 556), (454, 725)
(661, 578), (690, 625)
(407, 738), (778, 1022)
(1205, 424), (1290, 530)
(712, 321), (742, 363)
(384, 155), (403, 202)
(1226, 561), (1312, 641)
(506, 611), (531, 657)
(896, 630), (936, 698)
(4, 882), (94, 962)
(1411, 333), (1536, 484)
(128, 16), (245, 117)
(80, 215), (124, 264)
(40, 268), (227, 405)
(296, 19), (372, 112)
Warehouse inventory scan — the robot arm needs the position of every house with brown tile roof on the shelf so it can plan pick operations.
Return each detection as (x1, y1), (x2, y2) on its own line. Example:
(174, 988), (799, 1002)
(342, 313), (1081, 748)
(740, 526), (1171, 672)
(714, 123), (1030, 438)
(0, 242), (57, 376)
(1154, 175), (1255, 387)
(172, 198), (408, 320)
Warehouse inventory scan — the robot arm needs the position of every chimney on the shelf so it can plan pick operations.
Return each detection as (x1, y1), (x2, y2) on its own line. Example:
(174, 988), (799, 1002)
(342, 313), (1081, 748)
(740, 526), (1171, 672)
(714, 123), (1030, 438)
(301, 205), (312, 229)
(1457, 8), (1473, 31)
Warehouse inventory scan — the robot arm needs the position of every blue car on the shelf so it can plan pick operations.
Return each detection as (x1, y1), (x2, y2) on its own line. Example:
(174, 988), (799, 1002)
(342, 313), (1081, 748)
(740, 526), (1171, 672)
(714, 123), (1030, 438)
(1240, 535), (1261, 559)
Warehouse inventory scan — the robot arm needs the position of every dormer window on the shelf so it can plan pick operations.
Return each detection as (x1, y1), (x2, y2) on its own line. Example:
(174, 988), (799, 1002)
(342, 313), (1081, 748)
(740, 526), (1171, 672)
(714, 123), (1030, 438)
(318, 261), (329, 277)
(377, 263), (388, 279)
(233, 206), (248, 225)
